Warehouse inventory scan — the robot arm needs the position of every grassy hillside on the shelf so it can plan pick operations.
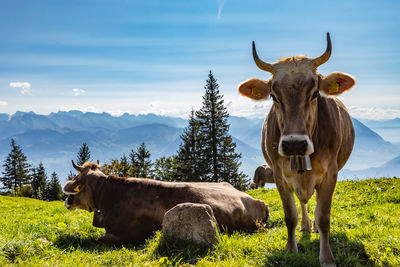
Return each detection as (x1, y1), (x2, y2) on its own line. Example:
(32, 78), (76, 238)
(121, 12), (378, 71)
(0, 178), (399, 266)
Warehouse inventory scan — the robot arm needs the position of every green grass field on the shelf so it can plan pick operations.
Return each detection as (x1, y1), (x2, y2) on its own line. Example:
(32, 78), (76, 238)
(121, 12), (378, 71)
(0, 178), (399, 266)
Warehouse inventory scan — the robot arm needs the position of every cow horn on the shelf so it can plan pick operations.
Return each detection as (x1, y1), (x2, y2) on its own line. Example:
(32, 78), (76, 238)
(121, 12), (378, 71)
(252, 41), (274, 73)
(72, 160), (84, 172)
(311, 32), (332, 68)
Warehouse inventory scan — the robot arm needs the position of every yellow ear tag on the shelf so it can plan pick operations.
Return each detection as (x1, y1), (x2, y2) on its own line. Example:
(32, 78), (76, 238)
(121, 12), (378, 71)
(251, 87), (262, 98)
(73, 185), (80, 192)
(329, 82), (339, 94)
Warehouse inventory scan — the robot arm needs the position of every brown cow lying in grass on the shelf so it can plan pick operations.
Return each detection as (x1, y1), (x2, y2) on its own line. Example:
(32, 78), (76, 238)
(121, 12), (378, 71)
(63, 161), (269, 244)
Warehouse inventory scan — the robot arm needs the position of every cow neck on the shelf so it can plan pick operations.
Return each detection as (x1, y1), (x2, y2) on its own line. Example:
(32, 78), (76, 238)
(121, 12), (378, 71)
(92, 176), (105, 212)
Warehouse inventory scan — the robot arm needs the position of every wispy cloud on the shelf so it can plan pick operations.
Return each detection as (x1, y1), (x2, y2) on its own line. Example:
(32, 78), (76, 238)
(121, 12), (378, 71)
(348, 106), (400, 120)
(217, 0), (228, 19)
(9, 81), (31, 94)
(0, 100), (8, 106)
(72, 88), (85, 96)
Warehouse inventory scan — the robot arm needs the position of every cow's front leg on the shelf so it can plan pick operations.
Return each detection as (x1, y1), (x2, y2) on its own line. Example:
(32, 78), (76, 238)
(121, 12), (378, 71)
(276, 180), (298, 253)
(300, 202), (312, 233)
(315, 173), (337, 266)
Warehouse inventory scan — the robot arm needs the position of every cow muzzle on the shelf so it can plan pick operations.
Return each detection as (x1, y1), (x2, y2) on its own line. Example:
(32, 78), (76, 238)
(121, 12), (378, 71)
(278, 134), (314, 157)
(65, 195), (74, 209)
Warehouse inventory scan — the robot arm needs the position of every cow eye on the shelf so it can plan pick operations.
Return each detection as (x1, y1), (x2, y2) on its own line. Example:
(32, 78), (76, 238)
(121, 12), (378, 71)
(311, 90), (319, 100)
(270, 94), (278, 103)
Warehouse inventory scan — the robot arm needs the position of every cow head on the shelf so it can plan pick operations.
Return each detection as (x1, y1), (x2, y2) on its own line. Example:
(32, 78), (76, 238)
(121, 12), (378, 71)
(238, 33), (355, 157)
(63, 160), (104, 212)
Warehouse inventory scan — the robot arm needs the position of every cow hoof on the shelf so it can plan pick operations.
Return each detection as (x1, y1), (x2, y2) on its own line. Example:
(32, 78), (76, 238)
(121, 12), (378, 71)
(321, 262), (336, 267)
(300, 226), (311, 233)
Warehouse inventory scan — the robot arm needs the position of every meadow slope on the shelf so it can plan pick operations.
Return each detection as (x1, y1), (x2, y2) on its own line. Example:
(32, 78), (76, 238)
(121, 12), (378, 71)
(0, 178), (399, 266)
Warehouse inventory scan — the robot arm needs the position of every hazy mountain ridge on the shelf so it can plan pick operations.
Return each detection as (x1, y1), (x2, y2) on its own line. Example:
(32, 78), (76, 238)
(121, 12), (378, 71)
(360, 118), (400, 143)
(345, 118), (399, 170)
(0, 110), (399, 182)
(340, 154), (400, 179)
(0, 111), (187, 140)
(0, 111), (261, 181)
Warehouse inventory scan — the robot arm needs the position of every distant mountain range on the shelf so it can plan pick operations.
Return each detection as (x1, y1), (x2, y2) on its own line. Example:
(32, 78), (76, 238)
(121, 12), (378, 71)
(360, 118), (400, 143)
(0, 110), (399, 182)
(341, 155), (400, 179)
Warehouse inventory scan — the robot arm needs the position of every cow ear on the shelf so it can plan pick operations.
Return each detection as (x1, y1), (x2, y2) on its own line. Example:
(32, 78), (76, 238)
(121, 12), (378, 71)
(63, 180), (82, 195)
(238, 78), (271, 100)
(320, 72), (355, 95)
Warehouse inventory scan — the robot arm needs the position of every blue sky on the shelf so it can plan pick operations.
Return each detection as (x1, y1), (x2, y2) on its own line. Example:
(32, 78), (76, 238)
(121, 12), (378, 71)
(1, 0), (399, 119)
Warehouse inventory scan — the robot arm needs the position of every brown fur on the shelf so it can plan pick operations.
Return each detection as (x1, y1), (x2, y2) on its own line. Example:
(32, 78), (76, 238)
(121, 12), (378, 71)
(63, 165), (269, 244)
(252, 165), (274, 188)
(277, 55), (308, 63)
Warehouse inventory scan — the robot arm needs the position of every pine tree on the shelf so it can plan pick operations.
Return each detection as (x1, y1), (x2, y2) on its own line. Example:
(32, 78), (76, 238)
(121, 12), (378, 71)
(120, 154), (130, 177)
(31, 162), (47, 200)
(175, 109), (204, 181)
(45, 172), (63, 201)
(135, 142), (153, 178)
(76, 142), (91, 166)
(196, 71), (248, 189)
(1, 139), (31, 193)
(67, 171), (75, 181)
(219, 136), (248, 191)
(129, 149), (139, 177)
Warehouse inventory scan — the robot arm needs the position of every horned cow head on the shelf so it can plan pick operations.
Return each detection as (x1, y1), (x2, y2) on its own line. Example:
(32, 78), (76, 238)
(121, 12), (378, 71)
(238, 33), (355, 157)
(63, 160), (102, 212)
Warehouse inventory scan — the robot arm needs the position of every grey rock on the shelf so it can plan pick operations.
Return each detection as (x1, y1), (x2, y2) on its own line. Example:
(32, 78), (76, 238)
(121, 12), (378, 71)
(162, 203), (219, 247)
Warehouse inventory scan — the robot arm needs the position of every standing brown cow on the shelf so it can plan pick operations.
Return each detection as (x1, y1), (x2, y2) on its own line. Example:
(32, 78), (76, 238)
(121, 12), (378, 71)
(251, 165), (274, 189)
(238, 33), (355, 266)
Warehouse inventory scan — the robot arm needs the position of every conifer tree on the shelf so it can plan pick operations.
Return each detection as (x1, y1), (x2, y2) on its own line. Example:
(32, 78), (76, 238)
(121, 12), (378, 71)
(196, 71), (248, 189)
(45, 172), (63, 201)
(76, 142), (91, 166)
(129, 148), (139, 177)
(1, 139), (31, 193)
(119, 154), (130, 177)
(67, 171), (75, 181)
(135, 142), (153, 178)
(175, 109), (204, 181)
(31, 162), (47, 200)
(219, 136), (248, 190)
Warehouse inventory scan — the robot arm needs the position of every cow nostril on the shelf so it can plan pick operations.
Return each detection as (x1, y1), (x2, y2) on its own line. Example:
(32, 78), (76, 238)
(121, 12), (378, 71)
(281, 139), (308, 155)
(300, 140), (308, 150)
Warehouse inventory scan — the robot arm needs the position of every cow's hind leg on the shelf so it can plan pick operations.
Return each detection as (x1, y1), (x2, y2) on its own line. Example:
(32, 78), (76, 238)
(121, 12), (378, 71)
(300, 202), (312, 233)
(315, 173), (337, 267)
(276, 181), (298, 253)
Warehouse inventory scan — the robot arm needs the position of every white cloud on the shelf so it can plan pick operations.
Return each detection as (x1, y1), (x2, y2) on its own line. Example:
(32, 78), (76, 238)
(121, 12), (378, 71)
(72, 88), (86, 96)
(348, 106), (400, 120)
(9, 81), (31, 94)
(150, 101), (161, 108)
(0, 100), (8, 106)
